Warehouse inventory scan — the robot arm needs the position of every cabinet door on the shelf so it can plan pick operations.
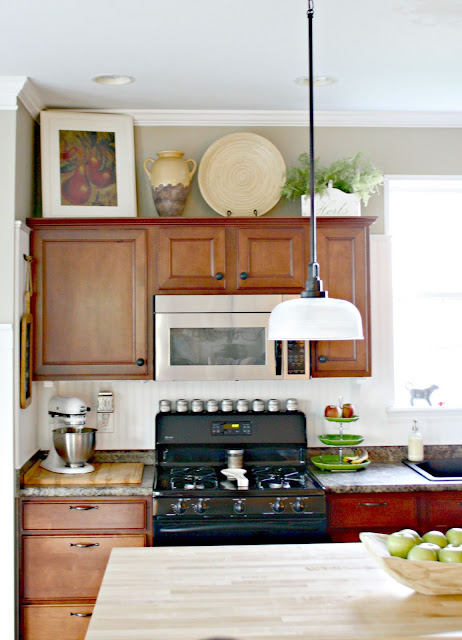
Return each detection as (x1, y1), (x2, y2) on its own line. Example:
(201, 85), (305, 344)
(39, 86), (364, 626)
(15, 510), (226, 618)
(32, 227), (149, 379)
(311, 225), (371, 377)
(235, 227), (306, 291)
(423, 494), (462, 531)
(156, 226), (226, 291)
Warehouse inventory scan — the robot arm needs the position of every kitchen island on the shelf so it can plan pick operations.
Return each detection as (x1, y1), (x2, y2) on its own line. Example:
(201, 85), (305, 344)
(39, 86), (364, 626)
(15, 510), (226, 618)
(85, 543), (462, 640)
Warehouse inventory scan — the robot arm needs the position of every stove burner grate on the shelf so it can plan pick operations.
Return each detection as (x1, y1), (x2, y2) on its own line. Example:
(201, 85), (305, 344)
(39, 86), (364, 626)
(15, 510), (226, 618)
(170, 466), (218, 491)
(252, 466), (306, 490)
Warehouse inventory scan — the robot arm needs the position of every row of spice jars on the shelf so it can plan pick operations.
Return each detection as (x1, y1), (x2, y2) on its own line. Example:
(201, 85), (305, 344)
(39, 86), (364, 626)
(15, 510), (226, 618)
(159, 398), (298, 413)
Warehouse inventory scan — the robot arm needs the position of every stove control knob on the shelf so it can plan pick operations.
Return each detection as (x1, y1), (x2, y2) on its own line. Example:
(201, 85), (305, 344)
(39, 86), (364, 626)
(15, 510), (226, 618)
(272, 498), (285, 513)
(233, 500), (245, 514)
(292, 498), (305, 513)
(193, 498), (207, 514)
(172, 499), (187, 515)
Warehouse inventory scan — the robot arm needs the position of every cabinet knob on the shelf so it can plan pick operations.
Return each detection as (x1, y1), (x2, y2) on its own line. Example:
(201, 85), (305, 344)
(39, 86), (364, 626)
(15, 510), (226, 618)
(240, 272), (248, 280)
(215, 272), (224, 280)
(136, 358), (145, 367)
(318, 355), (327, 363)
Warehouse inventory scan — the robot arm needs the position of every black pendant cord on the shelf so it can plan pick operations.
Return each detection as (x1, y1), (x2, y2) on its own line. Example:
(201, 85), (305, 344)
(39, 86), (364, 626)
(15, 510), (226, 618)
(302, 0), (327, 299)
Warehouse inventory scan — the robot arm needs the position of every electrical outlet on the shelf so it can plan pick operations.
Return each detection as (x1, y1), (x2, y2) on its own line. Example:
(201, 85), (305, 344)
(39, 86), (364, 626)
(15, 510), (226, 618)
(97, 412), (114, 433)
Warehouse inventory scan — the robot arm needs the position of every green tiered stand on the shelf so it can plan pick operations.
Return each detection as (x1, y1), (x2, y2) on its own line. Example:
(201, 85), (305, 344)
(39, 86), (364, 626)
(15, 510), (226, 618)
(311, 416), (370, 472)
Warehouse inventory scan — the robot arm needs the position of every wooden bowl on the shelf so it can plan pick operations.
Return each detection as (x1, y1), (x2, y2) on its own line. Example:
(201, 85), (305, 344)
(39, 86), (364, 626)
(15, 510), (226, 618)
(360, 532), (462, 595)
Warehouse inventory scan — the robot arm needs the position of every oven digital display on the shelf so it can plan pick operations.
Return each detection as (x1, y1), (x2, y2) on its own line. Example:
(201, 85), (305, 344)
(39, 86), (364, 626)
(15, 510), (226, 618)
(211, 421), (252, 436)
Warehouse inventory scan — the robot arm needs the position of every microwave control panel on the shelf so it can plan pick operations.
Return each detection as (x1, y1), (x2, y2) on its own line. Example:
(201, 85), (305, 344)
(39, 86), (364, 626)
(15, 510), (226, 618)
(211, 421), (252, 436)
(287, 340), (306, 375)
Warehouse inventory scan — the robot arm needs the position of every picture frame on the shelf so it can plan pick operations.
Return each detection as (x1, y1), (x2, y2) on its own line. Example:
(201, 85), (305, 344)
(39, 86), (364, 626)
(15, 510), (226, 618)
(40, 110), (137, 217)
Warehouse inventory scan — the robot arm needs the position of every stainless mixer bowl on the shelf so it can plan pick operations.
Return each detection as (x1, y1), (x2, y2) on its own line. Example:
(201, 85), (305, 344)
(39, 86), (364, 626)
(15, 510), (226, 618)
(53, 427), (97, 468)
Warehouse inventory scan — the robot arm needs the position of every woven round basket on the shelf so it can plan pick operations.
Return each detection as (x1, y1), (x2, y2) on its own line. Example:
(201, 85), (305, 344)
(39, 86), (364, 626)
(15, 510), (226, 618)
(198, 132), (286, 217)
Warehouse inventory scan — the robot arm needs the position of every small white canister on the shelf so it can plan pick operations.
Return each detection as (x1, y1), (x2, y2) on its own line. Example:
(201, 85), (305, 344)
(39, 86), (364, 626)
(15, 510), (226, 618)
(176, 399), (189, 413)
(191, 399), (204, 413)
(252, 399), (265, 412)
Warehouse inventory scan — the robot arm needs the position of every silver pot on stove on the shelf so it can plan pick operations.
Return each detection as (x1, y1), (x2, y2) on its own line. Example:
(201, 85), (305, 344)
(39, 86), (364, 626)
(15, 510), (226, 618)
(226, 449), (244, 469)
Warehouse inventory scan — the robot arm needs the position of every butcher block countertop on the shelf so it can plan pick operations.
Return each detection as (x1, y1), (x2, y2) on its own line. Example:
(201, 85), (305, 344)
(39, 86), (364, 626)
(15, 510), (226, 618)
(85, 543), (462, 640)
(19, 460), (155, 497)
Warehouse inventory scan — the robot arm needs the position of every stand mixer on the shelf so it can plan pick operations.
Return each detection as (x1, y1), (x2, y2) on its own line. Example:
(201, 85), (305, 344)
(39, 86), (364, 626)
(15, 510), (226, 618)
(41, 395), (97, 474)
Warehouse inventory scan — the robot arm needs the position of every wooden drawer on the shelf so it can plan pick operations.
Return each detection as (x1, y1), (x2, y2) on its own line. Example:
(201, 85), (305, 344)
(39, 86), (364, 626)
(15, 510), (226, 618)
(22, 499), (147, 531)
(22, 534), (145, 600)
(22, 604), (94, 640)
(328, 493), (418, 529)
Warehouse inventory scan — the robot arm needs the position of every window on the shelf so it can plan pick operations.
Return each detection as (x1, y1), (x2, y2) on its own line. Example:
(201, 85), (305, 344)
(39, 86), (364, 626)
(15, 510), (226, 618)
(388, 177), (462, 408)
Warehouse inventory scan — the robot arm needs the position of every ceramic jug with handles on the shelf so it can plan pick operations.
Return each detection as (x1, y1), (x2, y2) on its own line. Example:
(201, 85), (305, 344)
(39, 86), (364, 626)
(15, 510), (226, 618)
(144, 151), (197, 217)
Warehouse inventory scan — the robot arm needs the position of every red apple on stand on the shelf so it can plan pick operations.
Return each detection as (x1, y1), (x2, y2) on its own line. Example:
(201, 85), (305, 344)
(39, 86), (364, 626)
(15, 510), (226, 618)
(324, 405), (342, 418)
(342, 403), (355, 418)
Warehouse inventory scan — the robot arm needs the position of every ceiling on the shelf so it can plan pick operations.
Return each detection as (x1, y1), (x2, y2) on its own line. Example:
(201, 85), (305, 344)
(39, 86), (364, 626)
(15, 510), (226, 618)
(2, 0), (462, 117)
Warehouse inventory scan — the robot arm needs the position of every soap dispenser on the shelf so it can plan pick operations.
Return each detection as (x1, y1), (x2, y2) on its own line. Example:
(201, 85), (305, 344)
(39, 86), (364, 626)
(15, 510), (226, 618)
(408, 419), (424, 462)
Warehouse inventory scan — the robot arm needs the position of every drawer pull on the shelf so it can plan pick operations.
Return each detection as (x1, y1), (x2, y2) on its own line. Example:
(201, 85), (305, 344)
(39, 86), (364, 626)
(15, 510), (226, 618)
(358, 502), (388, 507)
(70, 612), (92, 618)
(69, 505), (98, 511)
(70, 543), (100, 548)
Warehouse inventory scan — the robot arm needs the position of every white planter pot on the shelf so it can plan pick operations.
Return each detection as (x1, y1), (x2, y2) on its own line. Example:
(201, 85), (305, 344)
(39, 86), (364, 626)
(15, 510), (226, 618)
(302, 185), (361, 217)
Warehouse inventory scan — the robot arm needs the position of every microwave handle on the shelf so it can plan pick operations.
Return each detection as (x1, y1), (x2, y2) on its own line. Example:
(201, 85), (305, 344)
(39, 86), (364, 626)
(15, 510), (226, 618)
(274, 341), (282, 377)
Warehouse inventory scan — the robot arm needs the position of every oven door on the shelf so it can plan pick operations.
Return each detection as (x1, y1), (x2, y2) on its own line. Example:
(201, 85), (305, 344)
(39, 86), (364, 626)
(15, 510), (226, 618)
(153, 515), (328, 546)
(154, 295), (309, 381)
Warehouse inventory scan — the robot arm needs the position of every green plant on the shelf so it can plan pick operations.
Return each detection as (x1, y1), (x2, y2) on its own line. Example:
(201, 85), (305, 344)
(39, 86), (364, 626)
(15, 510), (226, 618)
(281, 151), (383, 206)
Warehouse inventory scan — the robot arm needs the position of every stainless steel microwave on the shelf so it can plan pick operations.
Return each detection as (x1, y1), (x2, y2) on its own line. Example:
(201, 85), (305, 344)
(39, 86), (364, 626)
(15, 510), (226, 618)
(154, 295), (309, 381)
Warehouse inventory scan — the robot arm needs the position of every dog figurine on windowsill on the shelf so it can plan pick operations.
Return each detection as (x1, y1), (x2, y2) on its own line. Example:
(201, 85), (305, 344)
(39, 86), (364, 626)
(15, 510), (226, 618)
(406, 382), (439, 406)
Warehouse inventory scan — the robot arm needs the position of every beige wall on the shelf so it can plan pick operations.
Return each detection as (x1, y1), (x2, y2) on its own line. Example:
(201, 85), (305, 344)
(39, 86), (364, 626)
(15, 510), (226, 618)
(135, 125), (462, 233)
(14, 103), (36, 222)
(0, 110), (17, 323)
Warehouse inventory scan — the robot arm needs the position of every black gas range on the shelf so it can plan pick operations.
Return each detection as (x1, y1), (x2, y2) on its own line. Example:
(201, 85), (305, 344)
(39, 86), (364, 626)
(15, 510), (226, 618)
(153, 409), (328, 546)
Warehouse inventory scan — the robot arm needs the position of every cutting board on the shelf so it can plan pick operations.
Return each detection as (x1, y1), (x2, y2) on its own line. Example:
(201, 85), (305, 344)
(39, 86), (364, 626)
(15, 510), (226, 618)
(23, 461), (144, 486)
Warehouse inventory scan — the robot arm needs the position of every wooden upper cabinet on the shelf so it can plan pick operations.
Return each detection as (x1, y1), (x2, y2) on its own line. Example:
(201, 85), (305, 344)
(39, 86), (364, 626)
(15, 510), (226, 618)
(311, 222), (371, 377)
(30, 225), (149, 379)
(28, 216), (375, 380)
(154, 222), (307, 293)
(235, 227), (306, 291)
(156, 225), (226, 291)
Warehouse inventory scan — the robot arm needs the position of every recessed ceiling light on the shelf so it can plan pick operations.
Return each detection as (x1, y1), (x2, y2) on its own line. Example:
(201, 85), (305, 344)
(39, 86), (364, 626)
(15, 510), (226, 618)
(295, 75), (336, 87)
(91, 74), (135, 86)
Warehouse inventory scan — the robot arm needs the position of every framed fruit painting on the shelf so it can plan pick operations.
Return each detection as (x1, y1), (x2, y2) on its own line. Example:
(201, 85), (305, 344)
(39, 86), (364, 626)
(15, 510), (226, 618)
(40, 110), (137, 217)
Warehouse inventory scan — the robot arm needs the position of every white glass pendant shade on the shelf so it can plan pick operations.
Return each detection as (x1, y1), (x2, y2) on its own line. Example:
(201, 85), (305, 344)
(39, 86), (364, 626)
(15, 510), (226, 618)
(268, 297), (364, 341)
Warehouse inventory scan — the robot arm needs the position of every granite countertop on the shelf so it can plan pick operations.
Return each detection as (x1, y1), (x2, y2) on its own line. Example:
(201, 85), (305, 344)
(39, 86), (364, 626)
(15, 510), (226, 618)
(308, 445), (462, 493)
(17, 446), (462, 497)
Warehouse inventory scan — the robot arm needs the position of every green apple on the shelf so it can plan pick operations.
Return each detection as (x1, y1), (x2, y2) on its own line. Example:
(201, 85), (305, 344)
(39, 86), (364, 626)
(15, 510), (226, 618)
(438, 545), (462, 563)
(407, 542), (439, 562)
(386, 531), (417, 558)
(422, 530), (448, 548)
(446, 528), (462, 546)
(398, 528), (422, 544)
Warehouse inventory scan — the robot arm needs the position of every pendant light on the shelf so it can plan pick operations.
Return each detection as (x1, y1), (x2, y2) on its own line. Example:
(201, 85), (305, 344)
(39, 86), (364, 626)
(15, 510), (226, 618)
(268, 0), (363, 342)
